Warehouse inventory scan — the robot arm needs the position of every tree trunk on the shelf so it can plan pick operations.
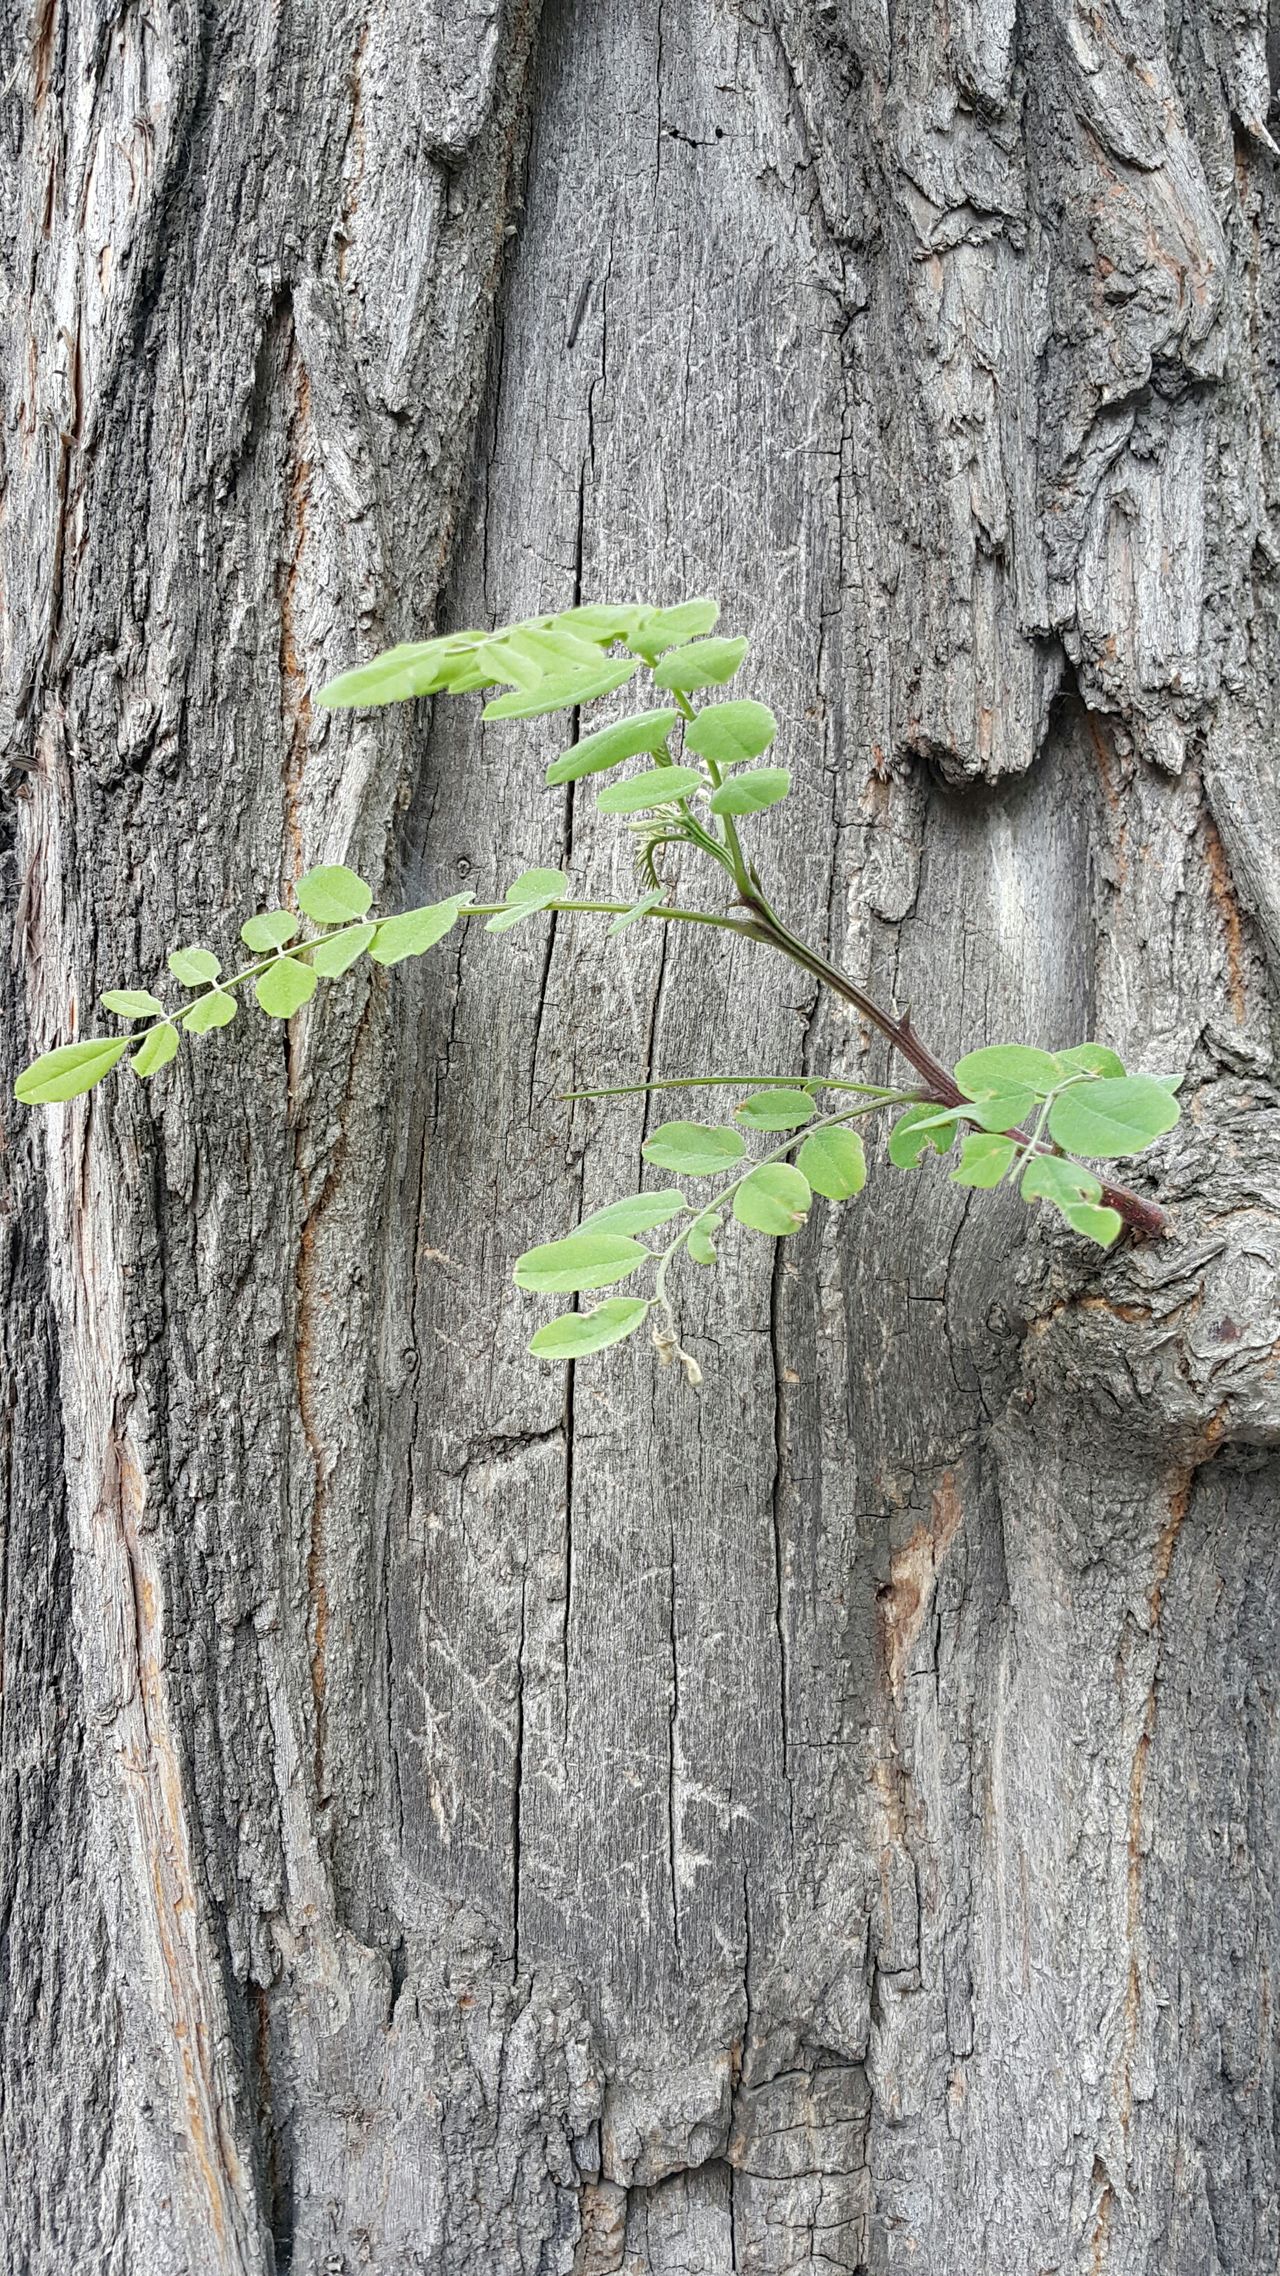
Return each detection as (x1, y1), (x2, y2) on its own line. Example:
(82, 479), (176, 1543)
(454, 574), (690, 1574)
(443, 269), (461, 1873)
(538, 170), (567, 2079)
(3, 2), (1278, 2270)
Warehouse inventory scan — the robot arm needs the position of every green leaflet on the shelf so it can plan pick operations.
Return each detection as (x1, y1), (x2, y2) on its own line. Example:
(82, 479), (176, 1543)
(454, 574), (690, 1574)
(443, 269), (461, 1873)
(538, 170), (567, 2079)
(528, 1297), (651, 1359)
(185, 991), (237, 1033)
(596, 766), (703, 814)
(514, 1231), (649, 1295)
(641, 1121), (746, 1175)
(296, 865), (373, 925)
(686, 1212), (722, 1266)
(797, 1125), (867, 1199)
(708, 767), (790, 817)
(955, 1045), (1066, 1099)
(316, 633), (491, 708)
(684, 700), (777, 767)
(1020, 1155), (1122, 1247)
(102, 988), (165, 1019)
(241, 910), (298, 952)
(735, 1088), (815, 1131)
(1047, 1075), (1181, 1160)
(485, 870), (567, 933)
(652, 637), (749, 692)
(482, 657), (637, 721)
(310, 923), (377, 976)
(951, 1132), (1017, 1189)
(370, 895), (472, 964)
(168, 946), (221, 986)
(545, 710), (678, 784)
(255, 959), (317, 1018)
(1055, 1043), (1126, 1078)
(15, 1036), (129, 1105)
(888, 1104), (958, 1167)
(733, 1162), (811, 1236)
(625, 601), (720, 658)
(609, 890), (667, 934)
(132, 1022), (181, 1078)
(579, 1192), (688, 1235)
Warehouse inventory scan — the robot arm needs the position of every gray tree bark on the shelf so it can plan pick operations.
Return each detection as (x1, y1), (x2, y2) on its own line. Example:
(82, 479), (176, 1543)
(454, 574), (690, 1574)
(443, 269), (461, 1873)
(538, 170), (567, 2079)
(3, 1), (1278, 2270)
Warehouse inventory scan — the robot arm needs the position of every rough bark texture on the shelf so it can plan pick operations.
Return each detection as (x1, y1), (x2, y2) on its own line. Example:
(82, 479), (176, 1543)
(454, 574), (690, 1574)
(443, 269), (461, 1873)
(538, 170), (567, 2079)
(2, 2), (1278, 2271)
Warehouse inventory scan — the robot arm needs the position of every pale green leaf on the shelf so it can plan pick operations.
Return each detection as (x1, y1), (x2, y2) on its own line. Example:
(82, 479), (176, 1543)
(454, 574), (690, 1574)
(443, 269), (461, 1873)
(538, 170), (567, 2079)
(888, 1103), (958, 1167)
(797, 1125), (867, 1199)
(254, 958), (317, 1018)
(102, 989), (166, 1019)
(954, 1045), (1066, 1099)
(641, 1121), (747, 1175)
(168, 946), (221, 986)
(735, 1088), (815, 1131)
(596, 765), (704, 814)
(296, 864), (373, 925)
(1047, 1075), (1181, 1159)
(687, 1213), (722, 1266)
(626, 600), (720, 657)
(684, 700), (778, 767)
(241, 910), (298, 952)
(1020, 1155), (1102, 1207)
(951, 1132), (1017, 1189)
(652, 637), (749, 692)
(966, 1087), (1034, 1132)
(184, 990), (237, 1033)
(579, 1192), (687, 1235)
(545, 709), (679, 784)
(482, 658), (637, 720)
(1062, 1201), (1124, 1246)
(528, 1297), (651, 1360)
(132, 1022), (181, 1078)
(370, 895), (472, 964)
(708, 767), (790, 817)
(514, 1231), (649, 1294)
(316, 633), (490, 708)
(733, 1162), (811, 1236)
(485, 869), (567, 933)
(310, 922), (377, 976)
(15, 1036), (129, 1105)
(1056, 1043), (1126, 1078)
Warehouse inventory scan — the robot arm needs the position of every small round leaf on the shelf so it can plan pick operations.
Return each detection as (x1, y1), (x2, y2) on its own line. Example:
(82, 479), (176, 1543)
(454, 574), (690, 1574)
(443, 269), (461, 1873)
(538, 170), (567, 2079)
(185, 991), (238, 1033)
(954, 1045), (1066, 1100)
(168, 947), (222, 986)
(255, 958), (317, 1018)
(652, 637), (749, 692)
(797, 1126), (867, 1200)
(1047, 1075), (1181, 1159)
(296, 865), (373, 925)
(242, 910), (298, 952)
(733, 1163), (811, 1236)
(708, 767), (790, 818)
(132, 1022), (181, 1078)
(735, 1088), (815, 1131)
(684, 700), (777, 767)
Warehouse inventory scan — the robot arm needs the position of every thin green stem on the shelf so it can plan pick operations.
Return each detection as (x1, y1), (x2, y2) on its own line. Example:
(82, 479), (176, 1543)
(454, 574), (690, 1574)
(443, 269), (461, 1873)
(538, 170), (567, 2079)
(561, 1073), (915, 1103)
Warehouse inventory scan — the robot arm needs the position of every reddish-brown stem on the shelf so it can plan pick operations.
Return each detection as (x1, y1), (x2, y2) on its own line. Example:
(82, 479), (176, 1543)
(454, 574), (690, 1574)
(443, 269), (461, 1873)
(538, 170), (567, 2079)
(740, 898), (1167, 1240)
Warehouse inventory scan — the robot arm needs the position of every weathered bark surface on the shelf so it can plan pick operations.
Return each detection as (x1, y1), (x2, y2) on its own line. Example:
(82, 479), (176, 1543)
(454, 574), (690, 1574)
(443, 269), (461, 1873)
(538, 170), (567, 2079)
(2, 1), (1278, 2270)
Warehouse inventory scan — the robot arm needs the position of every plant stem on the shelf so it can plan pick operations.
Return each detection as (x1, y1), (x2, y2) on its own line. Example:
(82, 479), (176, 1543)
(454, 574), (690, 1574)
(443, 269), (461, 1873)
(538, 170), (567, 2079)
(735, 886), (1167, 1239)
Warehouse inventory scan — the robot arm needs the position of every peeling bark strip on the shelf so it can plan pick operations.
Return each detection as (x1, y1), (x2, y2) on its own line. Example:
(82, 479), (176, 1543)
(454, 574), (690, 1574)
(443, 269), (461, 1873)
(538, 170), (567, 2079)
(2, 2), (1278, 2272)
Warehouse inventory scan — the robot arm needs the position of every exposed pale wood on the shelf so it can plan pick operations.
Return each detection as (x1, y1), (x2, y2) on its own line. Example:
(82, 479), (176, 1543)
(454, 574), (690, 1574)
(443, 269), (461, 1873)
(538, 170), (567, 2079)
(2, 1), (1278, 2271)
